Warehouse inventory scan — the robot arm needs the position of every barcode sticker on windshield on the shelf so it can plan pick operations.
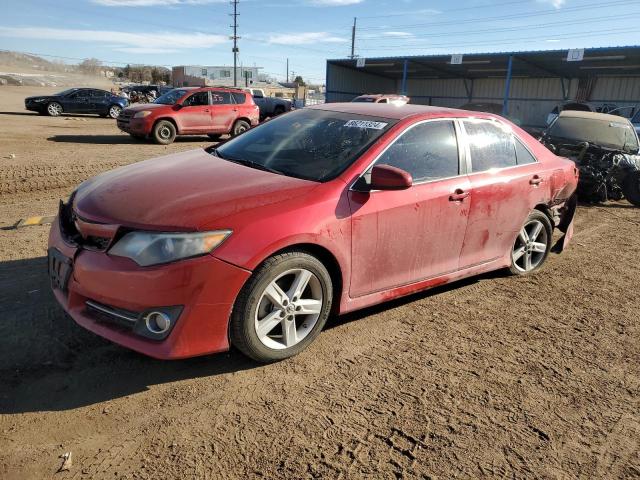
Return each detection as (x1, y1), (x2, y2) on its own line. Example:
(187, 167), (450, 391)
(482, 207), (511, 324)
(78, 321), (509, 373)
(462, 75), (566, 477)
(344, 120), (388, 130)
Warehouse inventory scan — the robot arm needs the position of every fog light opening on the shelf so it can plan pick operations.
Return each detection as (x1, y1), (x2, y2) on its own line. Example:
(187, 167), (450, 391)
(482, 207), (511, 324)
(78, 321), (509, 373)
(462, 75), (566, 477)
(145, 311), (172, 335)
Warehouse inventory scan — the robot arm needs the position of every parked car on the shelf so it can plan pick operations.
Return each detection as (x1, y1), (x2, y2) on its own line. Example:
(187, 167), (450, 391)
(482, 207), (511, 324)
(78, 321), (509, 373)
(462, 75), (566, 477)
(48, 103), (578, 362)
(123, 84), (173, 103)
(24, 88), (128, 118)
(117, 87), (259, 144)
(243, 88), (292, 120)
(352, 94), (409, 105)
(546, 102), (619, 126)
(632, 109), (640, 135)
(540, 110), (640, 206)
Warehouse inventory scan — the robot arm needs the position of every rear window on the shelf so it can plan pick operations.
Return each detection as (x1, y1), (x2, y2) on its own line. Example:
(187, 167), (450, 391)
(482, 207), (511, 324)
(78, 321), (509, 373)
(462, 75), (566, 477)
(232, 92), (246, 104)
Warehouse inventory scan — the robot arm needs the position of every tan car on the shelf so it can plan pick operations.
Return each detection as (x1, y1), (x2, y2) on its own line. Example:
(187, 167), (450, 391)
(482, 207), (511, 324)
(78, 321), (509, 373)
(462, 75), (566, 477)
(351, 94), (409, 105)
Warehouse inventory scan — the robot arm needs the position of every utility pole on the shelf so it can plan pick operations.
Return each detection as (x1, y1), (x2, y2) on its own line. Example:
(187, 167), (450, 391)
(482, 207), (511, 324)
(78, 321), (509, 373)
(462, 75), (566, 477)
(350, 17), (357, 59)
(230, 0), (240, 87)
(286, 58), (289, 83)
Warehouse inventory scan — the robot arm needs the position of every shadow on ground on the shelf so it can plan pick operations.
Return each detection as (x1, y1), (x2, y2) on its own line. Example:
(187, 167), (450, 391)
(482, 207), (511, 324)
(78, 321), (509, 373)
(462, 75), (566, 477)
(47, 134), (214, 144)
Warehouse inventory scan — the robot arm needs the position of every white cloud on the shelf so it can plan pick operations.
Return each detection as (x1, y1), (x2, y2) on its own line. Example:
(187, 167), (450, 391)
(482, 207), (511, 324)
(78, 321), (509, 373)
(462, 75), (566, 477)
(536, 0), (566, 9)
(268, 31), (347, 44)
(383, 31), (413, 38)
(307, 0), (364, 5)
(0, 27), (227, 52)
(92, 0), (225, 6)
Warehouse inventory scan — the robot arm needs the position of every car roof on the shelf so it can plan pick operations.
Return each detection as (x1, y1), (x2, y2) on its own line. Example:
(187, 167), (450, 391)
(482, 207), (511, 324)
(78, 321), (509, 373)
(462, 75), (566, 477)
(558, 110), (633, 123)
(184, 86), (247, 93)
(308, 102), (481, 120)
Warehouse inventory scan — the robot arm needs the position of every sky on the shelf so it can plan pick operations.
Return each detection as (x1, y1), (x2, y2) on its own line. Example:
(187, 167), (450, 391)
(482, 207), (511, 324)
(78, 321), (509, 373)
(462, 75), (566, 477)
(0, 0), (639, 85)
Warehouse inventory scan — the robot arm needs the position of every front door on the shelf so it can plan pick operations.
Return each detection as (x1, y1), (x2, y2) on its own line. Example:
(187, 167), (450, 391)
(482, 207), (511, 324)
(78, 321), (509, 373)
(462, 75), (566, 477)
(63, 90), (91, 113)
(349, 119), (471, 297)
(458, 119), (544, 268)
(180, 91), (212, 133)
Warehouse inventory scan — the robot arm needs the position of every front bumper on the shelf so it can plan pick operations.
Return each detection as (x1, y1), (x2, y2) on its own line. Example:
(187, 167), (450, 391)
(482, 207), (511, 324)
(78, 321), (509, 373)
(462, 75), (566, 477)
(117, 116), (151, 136)
(48, 217), (251, 359)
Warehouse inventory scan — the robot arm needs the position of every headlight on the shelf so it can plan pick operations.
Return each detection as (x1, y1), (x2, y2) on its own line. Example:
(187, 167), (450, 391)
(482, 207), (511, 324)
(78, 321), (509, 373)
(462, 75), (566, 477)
(133, 110), (152, 118)
(109, 230), (232, 266)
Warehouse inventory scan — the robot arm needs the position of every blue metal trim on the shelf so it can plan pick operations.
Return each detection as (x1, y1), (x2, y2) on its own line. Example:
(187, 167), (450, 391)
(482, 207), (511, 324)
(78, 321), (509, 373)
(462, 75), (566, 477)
(401, 59), (408, 95)
(502, 55), (514, 116)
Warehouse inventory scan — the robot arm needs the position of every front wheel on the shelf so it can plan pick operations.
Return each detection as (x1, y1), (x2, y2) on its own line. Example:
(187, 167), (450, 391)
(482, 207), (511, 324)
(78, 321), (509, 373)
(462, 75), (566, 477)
(46, 102), (62, 117)
(509, 210), (552, 275)
(622, 171), (640, 207)
(230, 251), (333, 363)
(231, 119), (250, 137)
(152, 120), (176, 145)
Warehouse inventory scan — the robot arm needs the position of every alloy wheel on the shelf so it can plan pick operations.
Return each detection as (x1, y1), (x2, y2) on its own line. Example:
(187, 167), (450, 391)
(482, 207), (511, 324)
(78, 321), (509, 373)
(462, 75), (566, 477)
(512, 219), (549, 272)
(254, 268), (323, 350)
(158, 125), (172, 140)
(47, 103), (62, 116)
(109, 106), (121, 118)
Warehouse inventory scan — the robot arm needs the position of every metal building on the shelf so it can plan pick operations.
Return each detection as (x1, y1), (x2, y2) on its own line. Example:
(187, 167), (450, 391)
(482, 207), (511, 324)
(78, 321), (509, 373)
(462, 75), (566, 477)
(326, 46), (640, 127)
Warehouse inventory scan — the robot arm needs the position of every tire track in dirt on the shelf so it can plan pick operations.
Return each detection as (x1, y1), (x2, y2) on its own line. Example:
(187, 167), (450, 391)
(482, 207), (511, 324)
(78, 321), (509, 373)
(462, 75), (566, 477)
(0, 163), (126, 195)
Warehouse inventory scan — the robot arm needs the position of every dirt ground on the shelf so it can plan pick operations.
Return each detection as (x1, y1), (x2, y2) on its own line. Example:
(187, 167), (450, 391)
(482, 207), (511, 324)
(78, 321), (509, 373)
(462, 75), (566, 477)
(0, 86), (639, 480)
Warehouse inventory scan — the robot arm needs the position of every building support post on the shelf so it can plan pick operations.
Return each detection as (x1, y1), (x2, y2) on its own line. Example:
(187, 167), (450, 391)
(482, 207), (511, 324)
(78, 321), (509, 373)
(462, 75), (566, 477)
(502, 55), (513, 117)
(401, 59), (408, 95)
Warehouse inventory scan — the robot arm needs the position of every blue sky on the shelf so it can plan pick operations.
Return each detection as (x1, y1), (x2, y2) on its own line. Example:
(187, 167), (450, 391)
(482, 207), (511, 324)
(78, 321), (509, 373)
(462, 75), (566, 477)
(1, 0), (639, 84)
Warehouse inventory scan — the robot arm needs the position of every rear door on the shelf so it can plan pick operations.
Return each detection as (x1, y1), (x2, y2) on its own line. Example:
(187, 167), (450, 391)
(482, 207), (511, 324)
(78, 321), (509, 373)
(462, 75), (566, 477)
(349, 119), (471, 297)
(209, 91), (237, 133)
(88, 89), (109, 113)
(457, 119), (544, 268)
(179, 91), (212, 133)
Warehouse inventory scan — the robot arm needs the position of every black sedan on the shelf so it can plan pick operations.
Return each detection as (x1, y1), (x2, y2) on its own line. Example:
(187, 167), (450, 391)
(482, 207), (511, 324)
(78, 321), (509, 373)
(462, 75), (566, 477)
(24, 88), (129, 118)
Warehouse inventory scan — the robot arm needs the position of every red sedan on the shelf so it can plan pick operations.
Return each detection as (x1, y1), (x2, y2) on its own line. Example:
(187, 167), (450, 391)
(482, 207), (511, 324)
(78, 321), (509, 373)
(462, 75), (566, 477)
(48, 103), (578, 362)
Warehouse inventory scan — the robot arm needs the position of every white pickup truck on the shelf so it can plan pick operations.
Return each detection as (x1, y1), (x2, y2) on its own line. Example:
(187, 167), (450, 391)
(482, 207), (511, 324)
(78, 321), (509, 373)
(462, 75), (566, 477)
(243, 88), (292, 120)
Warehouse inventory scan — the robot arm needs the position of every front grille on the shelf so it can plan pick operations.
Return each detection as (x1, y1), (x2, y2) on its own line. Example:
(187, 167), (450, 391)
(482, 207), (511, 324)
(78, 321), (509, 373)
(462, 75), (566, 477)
(86, 300), (139, 330)
(58, 198), (114, 252)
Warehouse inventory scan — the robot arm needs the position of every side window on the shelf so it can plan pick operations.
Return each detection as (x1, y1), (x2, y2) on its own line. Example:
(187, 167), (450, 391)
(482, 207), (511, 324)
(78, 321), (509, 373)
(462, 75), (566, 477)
(71, 90), (89, 99)
(183, 92), (209, 107)
(377, 98), (388, 104)
(464, 121), (517, 172)
(232, 92), (247, 104)
(210, 91), (233, 104)
(376, 121), (460, 182)
(515, 139), (537, 165)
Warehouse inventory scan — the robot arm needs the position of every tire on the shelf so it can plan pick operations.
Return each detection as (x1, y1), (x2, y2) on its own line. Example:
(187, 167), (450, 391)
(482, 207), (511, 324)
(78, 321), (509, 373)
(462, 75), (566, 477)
(230, 251), (333, 363)
(622, 171), (640, 207)
(231, 119), (250, 137)
(108, 104), (122, 119)
(46, 102), (62, 117)
(509, 210), (553, 276)
(152, 120), (176, 145)
(207, 133), (222, 141)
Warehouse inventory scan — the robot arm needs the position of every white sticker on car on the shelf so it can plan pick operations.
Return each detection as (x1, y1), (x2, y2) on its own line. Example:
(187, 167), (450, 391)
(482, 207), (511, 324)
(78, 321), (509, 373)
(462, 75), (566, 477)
(344, 120), (388, 130)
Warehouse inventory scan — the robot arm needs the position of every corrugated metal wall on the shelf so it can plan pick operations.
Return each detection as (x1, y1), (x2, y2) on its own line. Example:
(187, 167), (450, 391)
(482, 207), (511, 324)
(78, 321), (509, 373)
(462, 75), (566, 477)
(326, 64), (395, 103)
(326, 61), (640, 127)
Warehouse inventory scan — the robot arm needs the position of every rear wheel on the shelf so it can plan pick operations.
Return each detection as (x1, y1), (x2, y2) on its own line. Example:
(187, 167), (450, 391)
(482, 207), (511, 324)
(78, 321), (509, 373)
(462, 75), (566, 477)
(231, 119), (250, 137)
(108, 104), (122, 119)
(509, 210), (552, 275)
(230, 251), (333, 363)
(622, 171), (640, 207)
(46, 102), (62, 117)
(152, 120), (176, 145)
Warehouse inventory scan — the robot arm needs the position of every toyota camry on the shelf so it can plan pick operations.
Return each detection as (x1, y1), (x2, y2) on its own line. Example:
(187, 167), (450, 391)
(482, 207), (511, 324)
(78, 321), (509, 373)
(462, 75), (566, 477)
(48, 103), (578, 362)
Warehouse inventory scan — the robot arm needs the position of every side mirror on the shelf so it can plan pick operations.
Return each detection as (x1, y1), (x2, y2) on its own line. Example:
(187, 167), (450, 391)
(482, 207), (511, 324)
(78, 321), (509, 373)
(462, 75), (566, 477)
(370, 164), (413, 190)
(174, 103), (183, 110)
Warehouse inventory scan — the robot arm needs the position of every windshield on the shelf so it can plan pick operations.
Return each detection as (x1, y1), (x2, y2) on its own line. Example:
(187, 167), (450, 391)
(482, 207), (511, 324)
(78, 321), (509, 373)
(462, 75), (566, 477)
(57, 88), (78, 96)
(548, 116), (639, 153)
(154, 89), (186, 105)
(352, 97), (376, 103)
(212, 109), (397, 182)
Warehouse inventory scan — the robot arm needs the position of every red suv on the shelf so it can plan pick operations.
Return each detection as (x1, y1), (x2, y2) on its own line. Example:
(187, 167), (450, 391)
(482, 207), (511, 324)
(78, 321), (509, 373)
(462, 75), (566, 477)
(117, 87), (260, 144)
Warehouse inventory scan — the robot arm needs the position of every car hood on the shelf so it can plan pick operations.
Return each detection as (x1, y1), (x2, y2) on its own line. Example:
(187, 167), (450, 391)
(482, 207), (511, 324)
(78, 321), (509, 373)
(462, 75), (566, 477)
(73, 149), (318, 230)
(124, 103), (171, 113)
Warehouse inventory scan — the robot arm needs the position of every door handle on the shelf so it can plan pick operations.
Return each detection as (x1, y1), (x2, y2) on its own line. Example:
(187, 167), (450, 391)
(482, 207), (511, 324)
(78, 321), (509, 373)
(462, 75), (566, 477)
(449, 189), (470, 202)
(204, 109), (210, 112)
(530, 175), (544, 186)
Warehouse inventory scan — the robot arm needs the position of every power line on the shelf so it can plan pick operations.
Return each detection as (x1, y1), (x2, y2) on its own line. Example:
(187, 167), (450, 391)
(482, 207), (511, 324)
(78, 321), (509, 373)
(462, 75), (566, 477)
(355, 0), (639, 31)
(359, 12), (640, 43)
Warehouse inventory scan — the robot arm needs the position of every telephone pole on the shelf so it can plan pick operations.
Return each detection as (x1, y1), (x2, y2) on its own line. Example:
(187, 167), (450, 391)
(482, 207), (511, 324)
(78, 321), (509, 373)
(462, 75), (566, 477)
(350, 17), (357, 59)
(286, 58), (289, 83)
(230, 0), (240, 87)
